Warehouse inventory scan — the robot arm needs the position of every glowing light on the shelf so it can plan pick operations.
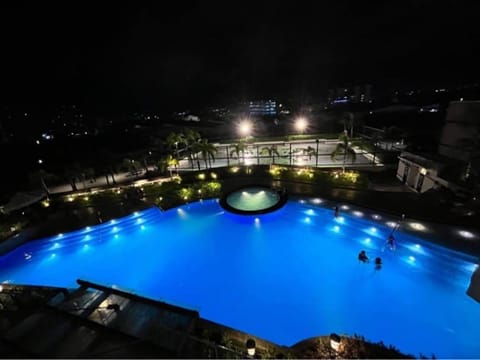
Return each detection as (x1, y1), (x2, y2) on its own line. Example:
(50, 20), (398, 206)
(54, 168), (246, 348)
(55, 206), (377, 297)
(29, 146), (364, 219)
(84, 235), (91, 241)
(51, 253), (56, 258)
(254, 218), (260, 223)
(409, 256), (416, 262)
(295, 117), (308, 132)
(67, 196), (74, 202)
(459, 230), (475, 239)
(111, 219), (116, 224)
(238, 119), (252, 136)
(305, 217), (311, 223)
(57, 233), (63, 237)
(372, 214), (381, 220)
(85, 226), (91, 231)
(299, 199), (306, 204)
(334, 225), (340, 232)
(306, 209), (315, 215)
(134, 211), (139, 216)
(386, 221), (397, 228)
(335, 216), (344, 223)
(198, 173), (206, 180)
(365, 238), (371, 243)
(370, 227), (377, 232)
(141, 225), (145, 230)
(312, 198), (323, 204)
(53, 242), (59, 249)
(341, 205), (349, 210)
(84, 196), (89, 201)
(113, 226), (118, 232)
(415, 244), (421, 249)
(114, 234), (119, 239)
(409, 222), (426, 231)
(353, 211), (364, 217)
(210, 172), (217, 179)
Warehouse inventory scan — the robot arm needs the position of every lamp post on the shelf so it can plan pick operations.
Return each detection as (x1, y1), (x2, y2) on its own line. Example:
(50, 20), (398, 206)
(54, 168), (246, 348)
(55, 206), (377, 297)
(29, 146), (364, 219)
(330, 333), (341, 357)
(37, 159), (50, 200)
(289, 143), (292, 166)
(246, 338), (256, 358)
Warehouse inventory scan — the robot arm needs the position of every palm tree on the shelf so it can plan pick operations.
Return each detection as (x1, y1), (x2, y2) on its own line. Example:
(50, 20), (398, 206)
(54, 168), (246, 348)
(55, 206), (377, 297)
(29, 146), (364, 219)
(304, 146), (317, 161)
(166, 155), (179, 177)
(331, 131), (356, 172)
(165, 132), (185, 160)
(183, 129), (201, 169)
(196, 139), (217, 169)
(261, 145), (280, 164)
(230, 141), (247, 163)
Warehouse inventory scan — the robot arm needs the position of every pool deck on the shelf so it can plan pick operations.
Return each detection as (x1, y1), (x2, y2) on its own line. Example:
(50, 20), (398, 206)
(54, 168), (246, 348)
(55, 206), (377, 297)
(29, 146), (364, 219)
(0, 281), (288, 358)
(2, 173), (479, 258)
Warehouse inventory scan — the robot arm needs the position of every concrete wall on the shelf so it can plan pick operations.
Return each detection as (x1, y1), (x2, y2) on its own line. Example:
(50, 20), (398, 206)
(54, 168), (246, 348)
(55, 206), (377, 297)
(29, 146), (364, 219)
(438, 101), (480, 160)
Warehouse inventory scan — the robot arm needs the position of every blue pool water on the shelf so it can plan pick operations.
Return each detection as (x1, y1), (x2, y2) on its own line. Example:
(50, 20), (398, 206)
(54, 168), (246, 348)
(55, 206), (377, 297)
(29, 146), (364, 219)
(0, 199), (479, 357)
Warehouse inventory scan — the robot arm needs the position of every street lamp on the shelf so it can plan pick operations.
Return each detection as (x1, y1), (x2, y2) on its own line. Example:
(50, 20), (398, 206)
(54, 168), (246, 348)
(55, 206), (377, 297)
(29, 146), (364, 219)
(238, 119), (252, 138)
(330, 333), (341, 352)
(246, 338), (256, 357)
(295, 117), (308, 134)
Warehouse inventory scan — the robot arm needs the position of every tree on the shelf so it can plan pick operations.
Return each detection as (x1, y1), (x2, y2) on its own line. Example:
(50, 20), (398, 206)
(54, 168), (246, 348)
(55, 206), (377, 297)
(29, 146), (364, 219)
(166, 155), (179, 177)
(165, 132), (185, 160)
(183, 129), (201, 169)
(196, 139), (217, 169)
(230, 141), (247, 163)
(331, 131), (356, 172)
(261, 145), (280, 164)
(304, 146), (317, 161)
(122, 158), (141, 176)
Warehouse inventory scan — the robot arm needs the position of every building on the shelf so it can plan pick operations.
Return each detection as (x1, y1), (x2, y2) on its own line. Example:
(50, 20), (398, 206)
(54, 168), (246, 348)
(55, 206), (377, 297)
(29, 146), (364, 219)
(248, 100), (277, 116)
(396, 100), (480, 197)
(438, 100), (480, 160)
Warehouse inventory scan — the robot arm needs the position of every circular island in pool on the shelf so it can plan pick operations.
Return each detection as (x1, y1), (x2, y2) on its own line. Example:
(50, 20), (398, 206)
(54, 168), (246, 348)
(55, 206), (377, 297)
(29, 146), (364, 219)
(219, 185), (288, 215)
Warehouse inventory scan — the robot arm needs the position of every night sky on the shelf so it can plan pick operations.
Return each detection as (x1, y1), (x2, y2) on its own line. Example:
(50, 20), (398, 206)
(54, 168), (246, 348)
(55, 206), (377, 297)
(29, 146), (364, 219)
(1, 0), (480, 114)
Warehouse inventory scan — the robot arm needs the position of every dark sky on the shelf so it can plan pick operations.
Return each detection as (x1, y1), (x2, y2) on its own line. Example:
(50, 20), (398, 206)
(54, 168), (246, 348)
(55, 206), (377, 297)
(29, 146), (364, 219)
(1, 0), (480, 114)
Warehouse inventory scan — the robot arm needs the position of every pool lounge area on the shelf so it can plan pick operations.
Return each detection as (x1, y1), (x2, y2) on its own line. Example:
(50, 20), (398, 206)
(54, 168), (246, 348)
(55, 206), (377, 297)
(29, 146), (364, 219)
(0, 195), (479, 358)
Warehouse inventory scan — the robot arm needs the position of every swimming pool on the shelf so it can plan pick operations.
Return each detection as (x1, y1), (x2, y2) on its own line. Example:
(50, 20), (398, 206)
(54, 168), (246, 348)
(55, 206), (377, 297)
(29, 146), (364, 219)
(0, 198), (479, 357)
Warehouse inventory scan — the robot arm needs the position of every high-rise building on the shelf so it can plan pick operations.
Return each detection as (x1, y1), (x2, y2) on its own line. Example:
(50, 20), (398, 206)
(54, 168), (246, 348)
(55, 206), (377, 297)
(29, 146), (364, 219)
(248, 100), (277, 116)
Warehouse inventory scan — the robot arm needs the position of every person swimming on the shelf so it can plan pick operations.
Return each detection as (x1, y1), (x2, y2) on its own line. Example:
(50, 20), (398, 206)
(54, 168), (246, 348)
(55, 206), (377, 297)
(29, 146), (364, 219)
(358, 250), (369, 263)
(375, 257), (382, 270)
(387, 234), (396, 250)
(334, 206), (339, 218)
